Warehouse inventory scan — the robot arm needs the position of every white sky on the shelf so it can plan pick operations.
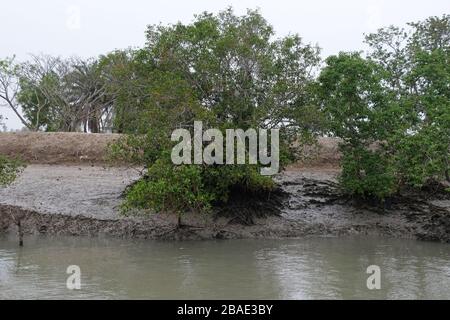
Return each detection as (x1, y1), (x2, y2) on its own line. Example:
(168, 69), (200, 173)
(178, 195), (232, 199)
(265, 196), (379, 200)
(1, 0), (448, 130)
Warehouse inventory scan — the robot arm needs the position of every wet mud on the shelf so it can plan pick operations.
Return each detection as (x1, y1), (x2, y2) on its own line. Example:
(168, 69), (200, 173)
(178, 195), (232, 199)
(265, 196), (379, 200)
(0, 165), (449, 242)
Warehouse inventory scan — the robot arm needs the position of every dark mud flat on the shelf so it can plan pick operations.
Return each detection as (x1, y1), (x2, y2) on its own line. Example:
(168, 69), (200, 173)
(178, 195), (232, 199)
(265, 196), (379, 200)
(0, 165), (449, 242)
(279, 171), (450, 243)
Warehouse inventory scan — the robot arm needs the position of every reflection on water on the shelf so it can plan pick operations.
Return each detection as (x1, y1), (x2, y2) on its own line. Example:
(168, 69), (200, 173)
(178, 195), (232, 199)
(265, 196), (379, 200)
(0, 235), (449, 299)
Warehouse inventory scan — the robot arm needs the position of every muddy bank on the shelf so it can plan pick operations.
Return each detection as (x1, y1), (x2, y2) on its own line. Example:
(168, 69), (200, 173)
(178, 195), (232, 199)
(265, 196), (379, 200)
(0, 165), (140, 219)
(0, 165), (449, 242)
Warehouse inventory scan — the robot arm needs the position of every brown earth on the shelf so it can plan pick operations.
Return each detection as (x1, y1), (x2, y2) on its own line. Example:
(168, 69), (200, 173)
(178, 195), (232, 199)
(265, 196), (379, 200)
(0, 132), (121, 164)
(0, 132), (341, 167)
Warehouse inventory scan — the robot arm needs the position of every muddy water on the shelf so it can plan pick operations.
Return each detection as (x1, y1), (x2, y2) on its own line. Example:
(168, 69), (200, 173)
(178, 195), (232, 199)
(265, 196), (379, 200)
(0, 235), (449, 299)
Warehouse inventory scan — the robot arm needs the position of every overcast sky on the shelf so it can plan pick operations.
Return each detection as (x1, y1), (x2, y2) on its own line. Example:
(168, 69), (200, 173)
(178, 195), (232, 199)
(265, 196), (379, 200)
(1, 0), (448, 130)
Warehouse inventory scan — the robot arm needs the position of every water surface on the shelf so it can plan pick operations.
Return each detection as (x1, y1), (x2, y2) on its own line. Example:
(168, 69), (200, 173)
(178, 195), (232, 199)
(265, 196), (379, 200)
(0, 235), (449, 299)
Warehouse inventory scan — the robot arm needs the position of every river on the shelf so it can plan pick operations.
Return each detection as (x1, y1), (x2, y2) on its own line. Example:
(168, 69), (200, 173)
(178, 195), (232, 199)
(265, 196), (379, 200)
(0, 235), (449, 299)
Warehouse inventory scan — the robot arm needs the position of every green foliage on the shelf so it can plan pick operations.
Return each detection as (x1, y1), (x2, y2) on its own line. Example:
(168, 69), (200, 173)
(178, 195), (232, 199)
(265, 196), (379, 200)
(0, 155), (24, 187)
(316, 52), (398, 199)
(3, 55), (115, 132)
(317, 53), (395, 142)
(142, 8), (320, 131)
(392, 126), (449, 187)
(367, 14), (450, 188)
(318, 14), (450, 200)
(339, 145), (397, 199)
(400, 49), (450, 185)
(122, 156), (215, 214)
(121, 152), (274, 214)
(16, 74), (58, 131)
(110, 8), (320, 215)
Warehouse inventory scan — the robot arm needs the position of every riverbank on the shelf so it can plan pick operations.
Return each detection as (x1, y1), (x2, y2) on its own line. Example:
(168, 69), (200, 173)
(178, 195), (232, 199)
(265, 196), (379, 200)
(1, 164), (449, 242)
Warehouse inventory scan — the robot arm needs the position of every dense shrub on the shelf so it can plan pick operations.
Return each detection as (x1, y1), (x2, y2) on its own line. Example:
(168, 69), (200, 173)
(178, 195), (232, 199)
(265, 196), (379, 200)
(317, 15), (450, 200)
(110, 9), (321, 217)
(315, 52), (399, 200)
(121, 153), (275, 215)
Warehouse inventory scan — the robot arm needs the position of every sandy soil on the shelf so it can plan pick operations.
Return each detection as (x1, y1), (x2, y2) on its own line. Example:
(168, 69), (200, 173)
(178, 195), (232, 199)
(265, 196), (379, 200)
(0, 132), (121, 164)
(0, 132), (341, 166)
(1, 164), (449, 242)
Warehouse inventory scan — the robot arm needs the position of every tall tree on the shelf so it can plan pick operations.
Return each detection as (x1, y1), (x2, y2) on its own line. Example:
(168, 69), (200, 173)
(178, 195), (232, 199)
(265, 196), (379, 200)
(366, 14), (450, 186)
(112, 8), (322, 215)
(0, 57), (34, 130)
(17, 54), (115, 132)
(142, 8), (321, 132)
(316, 52), (398, 199)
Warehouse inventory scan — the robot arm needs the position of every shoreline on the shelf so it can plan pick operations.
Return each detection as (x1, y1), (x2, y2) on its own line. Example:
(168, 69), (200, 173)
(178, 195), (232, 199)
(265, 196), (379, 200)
(0, 203), (438, 241)
(1, 165), (449, 243)
(0, 133), (448, 243)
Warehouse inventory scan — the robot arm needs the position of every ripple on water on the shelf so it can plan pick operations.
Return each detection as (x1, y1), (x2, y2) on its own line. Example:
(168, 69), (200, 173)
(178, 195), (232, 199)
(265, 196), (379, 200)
(0, 235), (449, 299)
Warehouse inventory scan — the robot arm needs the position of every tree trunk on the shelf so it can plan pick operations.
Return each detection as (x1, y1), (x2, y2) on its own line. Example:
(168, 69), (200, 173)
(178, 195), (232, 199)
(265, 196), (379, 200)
(177, 213), (182, 229)
(17, 219), (24, 247)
